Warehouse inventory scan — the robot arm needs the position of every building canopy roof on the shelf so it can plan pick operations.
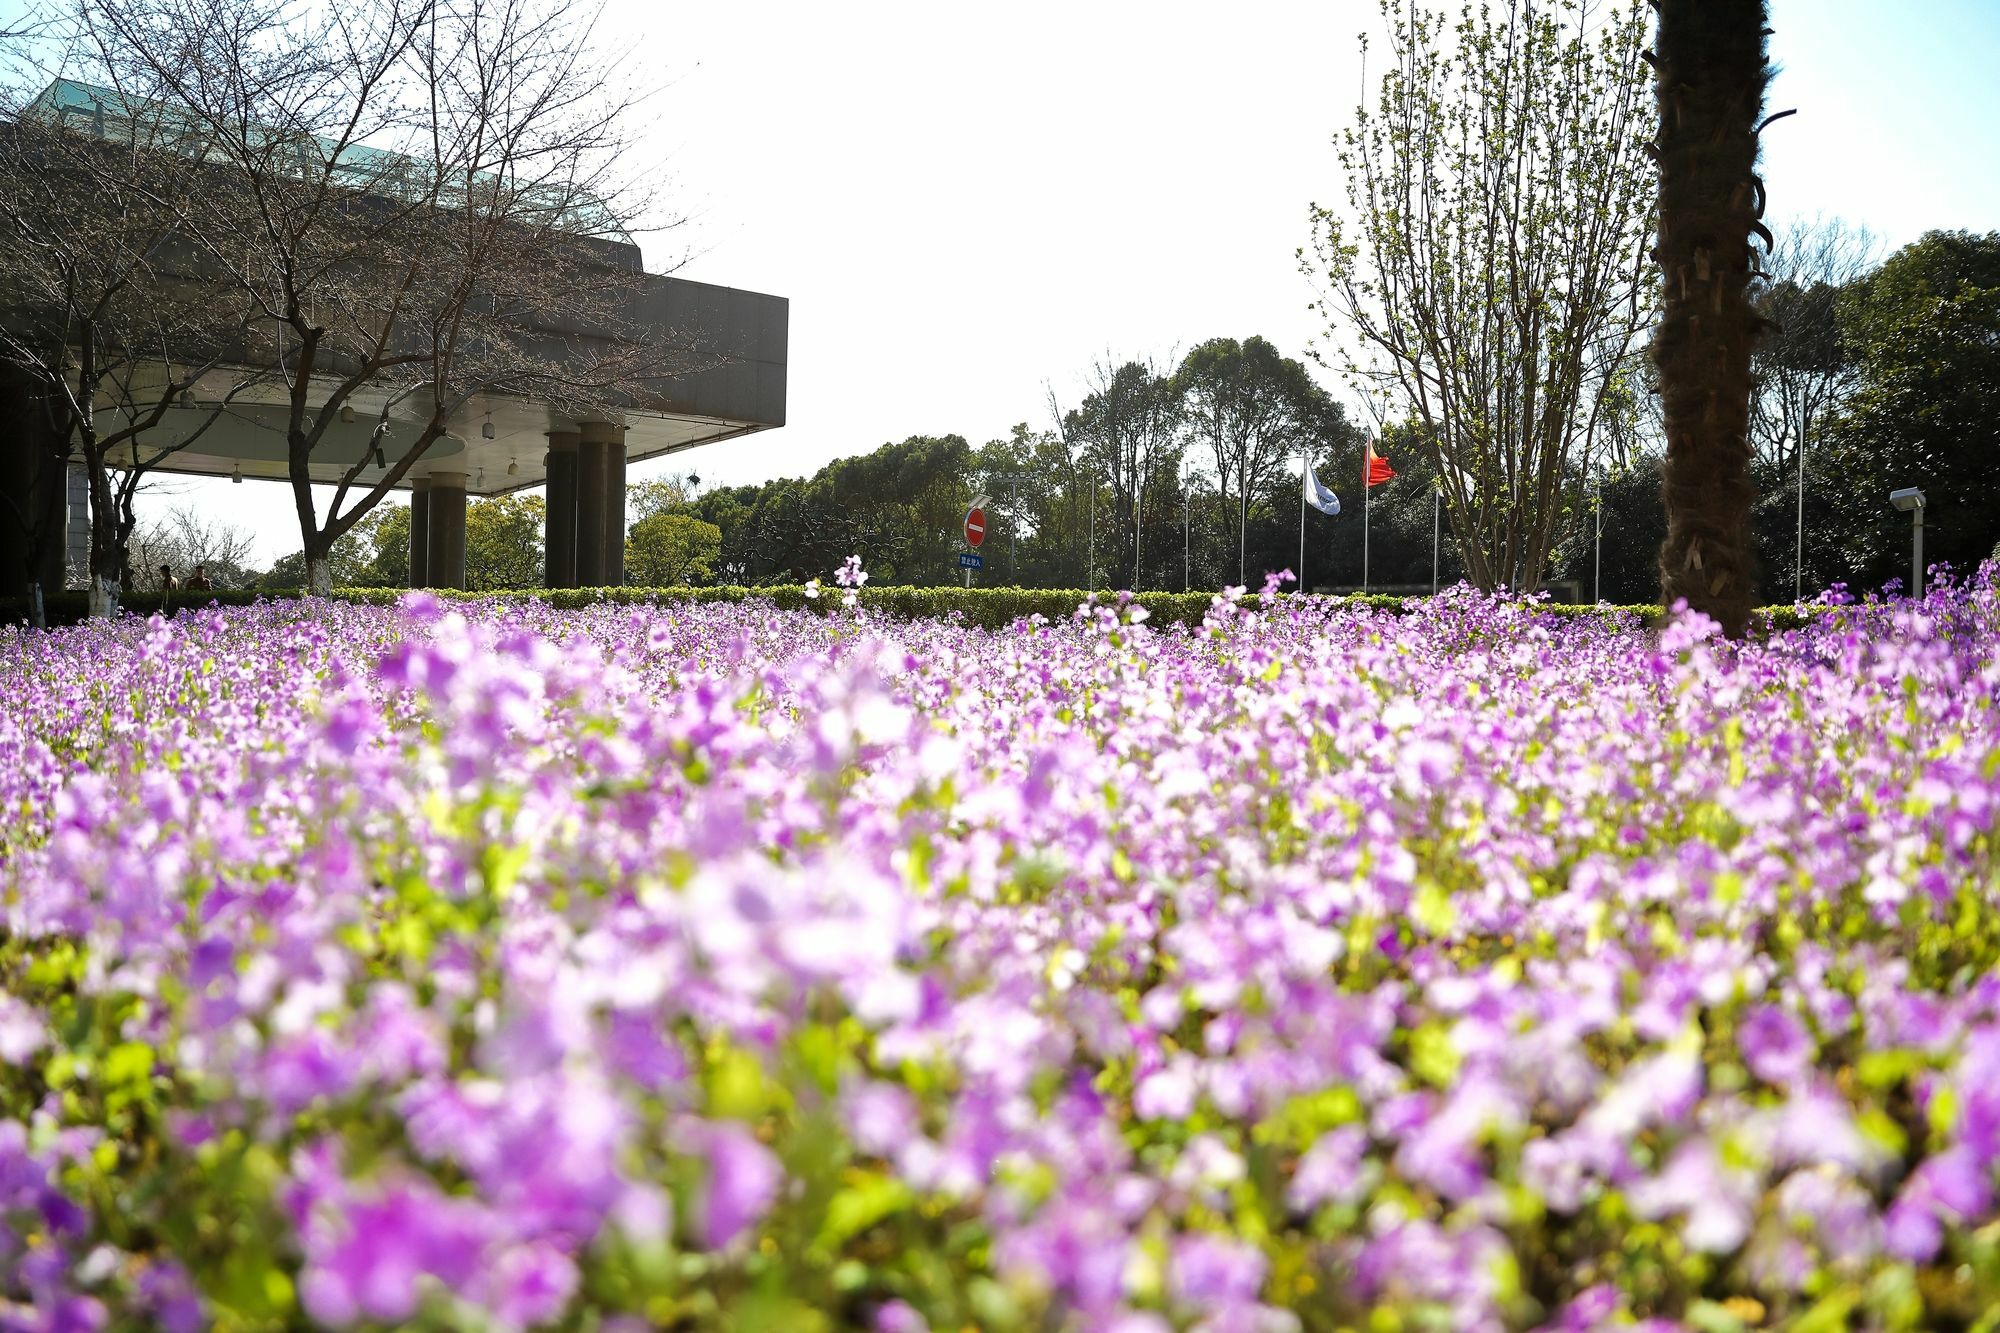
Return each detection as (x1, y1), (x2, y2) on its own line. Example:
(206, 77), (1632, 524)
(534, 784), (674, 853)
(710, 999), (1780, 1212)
(23, 78), (633, 245)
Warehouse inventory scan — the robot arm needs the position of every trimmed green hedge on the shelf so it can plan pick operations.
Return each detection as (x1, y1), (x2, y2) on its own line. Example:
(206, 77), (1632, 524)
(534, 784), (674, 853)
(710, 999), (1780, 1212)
(2, 584), (1823, 633)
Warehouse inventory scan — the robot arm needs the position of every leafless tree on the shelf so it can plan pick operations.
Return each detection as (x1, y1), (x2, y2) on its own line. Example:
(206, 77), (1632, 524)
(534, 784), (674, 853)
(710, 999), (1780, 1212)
(1748, 215), (1878, 603)
(1061, 356), (1182, 591)
(81, 0), (692, 594)
(1303, 0), (1656, 593)
(128, 504), (258, 587)
(0, 60), (259, 615)
(1750, 216), (1878, 476)
(1173, 336), (1350, 585)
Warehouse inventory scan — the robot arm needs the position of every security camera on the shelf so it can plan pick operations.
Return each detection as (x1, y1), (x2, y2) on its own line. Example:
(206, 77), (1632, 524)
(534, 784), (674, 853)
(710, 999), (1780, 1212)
(1890, 487), (1926, 512)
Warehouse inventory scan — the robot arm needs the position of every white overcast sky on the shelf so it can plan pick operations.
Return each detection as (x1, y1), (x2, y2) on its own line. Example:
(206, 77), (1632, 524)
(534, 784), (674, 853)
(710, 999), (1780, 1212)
(70, 0), (2000, 561)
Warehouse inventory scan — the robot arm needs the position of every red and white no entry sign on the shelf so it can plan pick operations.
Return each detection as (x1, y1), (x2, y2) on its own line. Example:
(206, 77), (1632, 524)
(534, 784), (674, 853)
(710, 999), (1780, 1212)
(964, 506), (986, 548)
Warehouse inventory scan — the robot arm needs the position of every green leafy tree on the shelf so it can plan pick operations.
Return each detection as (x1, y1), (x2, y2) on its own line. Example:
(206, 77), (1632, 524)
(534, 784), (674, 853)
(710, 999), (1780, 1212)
(1652, 0), (1774, 634)
(628, 473), (702, 524)
(465, 495), (544, 591)
(349, 504), (410, 588)
(1305, 0), (1655, 593)
(794, 435), (975, 585)
(1815, 231), (2000, 589)
(1172, 337), (1356, 586)
(1059, 361), (1181, 591)
(972, 424), (1099, 589)
(257, 528), (372, 589)
(626, 512), (721, 587)
(689, 484), (761, 583)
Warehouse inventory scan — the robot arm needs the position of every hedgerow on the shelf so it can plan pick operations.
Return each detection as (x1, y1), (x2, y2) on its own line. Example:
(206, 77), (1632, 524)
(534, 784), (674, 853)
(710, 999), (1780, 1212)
(3, 583), (1823, 633)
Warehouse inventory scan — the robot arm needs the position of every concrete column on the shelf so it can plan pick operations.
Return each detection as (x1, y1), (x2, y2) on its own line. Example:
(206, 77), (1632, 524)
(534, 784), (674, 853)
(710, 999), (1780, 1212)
(64, 465), (88, 587)
(575, 433), (609, 588)
(606, 430), (627, 587)
(409, 478), (432, 588)
(426, 471), (468, 590)
(0, 373), (69, 601)
(544, 430), (579, 589)
(580, 420), (627, 587)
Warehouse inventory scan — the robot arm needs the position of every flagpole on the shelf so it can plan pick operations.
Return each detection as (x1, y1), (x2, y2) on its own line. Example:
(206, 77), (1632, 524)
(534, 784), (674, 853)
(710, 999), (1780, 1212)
(1795, 438), (1805, 603)
(1594, 478), (1604, 603)
(1087, 476), (1095, 592)
(1362, 439), (1371, 594)
(1298, 452), (1308, 590)
(1431, 484), (1440, 594)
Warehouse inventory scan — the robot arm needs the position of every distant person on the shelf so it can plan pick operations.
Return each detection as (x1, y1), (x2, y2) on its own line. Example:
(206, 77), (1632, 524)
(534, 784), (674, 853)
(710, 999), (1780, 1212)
(158, 563), (178, 592)
(185, 564), (212, 592)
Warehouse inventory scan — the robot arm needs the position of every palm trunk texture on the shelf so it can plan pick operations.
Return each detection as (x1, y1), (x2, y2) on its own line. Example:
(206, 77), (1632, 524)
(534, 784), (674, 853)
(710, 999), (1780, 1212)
(1653, 0), (1773, 637)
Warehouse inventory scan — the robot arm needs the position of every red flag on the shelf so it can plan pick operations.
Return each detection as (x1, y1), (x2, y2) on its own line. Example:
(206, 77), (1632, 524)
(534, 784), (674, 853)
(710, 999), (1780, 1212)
(1365, 437), (1397, 488)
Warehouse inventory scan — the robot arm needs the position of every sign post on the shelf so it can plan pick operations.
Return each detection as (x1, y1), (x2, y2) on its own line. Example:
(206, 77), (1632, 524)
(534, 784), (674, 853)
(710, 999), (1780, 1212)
(963, 495), (988, 588)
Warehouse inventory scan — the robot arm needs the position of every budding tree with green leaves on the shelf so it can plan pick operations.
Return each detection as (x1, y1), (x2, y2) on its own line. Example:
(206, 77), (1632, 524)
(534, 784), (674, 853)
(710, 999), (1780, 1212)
(1303, 0), (1656, 593)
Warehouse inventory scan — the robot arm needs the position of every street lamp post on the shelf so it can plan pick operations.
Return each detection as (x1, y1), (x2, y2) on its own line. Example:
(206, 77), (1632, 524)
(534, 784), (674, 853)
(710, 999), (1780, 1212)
(1890, 487), (1926, 598)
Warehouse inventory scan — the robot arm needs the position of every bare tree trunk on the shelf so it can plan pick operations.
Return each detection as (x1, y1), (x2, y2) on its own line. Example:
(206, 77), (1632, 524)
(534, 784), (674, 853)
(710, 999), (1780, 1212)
(84, 452), (122, 619)
(1653, 0), (1773, 636)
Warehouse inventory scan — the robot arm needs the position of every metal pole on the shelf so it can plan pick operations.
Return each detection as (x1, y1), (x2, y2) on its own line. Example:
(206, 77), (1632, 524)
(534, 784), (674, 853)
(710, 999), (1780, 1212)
(1087, 481), (1094, 592)
(1134, 471), (1142, 592)
(1795, 439), (1806, 603)
(1239, 493), (1246, 588)
(1363, 444), (1371, 594)
(1594, 479), (1603, 604)
(1298, 454), (1308, 591)
(1913, 505), (1925, 599)
(1010, 474), (1017, 580)
(1431, 485), (1440, 594)
(1184, 470), (1191, 593)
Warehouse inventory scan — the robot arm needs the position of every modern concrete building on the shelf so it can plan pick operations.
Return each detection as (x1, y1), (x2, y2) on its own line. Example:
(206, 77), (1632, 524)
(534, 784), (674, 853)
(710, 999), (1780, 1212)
(0, 81), (787, 598)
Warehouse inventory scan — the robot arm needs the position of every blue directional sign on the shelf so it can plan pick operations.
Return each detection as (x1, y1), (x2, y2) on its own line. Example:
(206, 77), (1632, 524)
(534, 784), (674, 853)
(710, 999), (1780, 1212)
(957, 553), (984, 570)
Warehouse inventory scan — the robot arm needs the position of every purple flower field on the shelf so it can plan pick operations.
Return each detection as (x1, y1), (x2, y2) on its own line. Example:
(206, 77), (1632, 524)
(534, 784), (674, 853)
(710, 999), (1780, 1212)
(5, 570), (2000, 1331)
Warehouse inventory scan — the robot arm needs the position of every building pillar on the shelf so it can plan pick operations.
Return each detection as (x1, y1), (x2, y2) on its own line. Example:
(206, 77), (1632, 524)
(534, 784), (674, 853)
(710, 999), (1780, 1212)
(0, 373), (68, 602)
(409, 478), (432, 588)
(64, 465), (88, 588)
(544, 430), (579, 589)
(426, 471), (468, 590)
(581, 420), (627, 587)
(575, 432), (608, 588)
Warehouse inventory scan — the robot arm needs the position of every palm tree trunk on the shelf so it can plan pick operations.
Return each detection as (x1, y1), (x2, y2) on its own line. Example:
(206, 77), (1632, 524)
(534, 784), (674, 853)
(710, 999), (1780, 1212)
(1653, 0), (1773, 637)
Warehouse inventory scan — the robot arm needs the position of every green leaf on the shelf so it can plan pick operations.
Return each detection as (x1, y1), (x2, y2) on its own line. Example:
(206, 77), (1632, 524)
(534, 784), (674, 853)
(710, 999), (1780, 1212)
(102, 1041), (154, 1087)
(817, 1172), (914, 1250)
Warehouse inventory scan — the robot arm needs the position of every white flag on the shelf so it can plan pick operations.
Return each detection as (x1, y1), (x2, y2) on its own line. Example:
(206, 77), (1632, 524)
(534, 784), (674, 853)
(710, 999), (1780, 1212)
(1439, 458), (1478, 501)
(1304, 463), (1342, 516)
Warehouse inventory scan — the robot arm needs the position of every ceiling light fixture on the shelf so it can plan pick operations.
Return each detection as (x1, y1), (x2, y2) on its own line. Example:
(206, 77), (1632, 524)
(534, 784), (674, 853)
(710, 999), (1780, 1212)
(506, 458), (518, 476)
(481, 412), (496, 440)
(231, 462), (243, 484)
(340, 404), (355, 423)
